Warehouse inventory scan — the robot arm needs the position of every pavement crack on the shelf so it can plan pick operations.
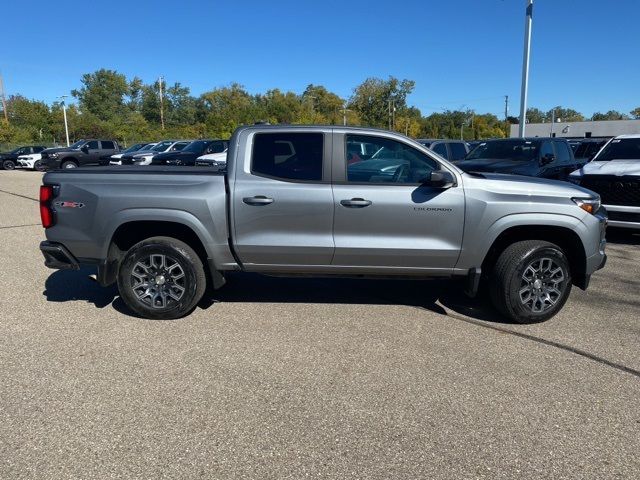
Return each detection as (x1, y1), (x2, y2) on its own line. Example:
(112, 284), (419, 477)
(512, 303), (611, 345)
(440, 309), (640, 379)
(0, 223), (41, 230)
(0, 189), (39, 202)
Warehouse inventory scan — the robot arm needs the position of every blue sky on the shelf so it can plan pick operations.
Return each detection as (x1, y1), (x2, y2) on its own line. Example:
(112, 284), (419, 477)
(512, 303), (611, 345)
(2, 0), (638, 117)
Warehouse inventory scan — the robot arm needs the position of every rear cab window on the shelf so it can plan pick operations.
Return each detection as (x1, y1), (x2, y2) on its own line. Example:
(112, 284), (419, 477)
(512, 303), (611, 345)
(251, 132), (324, 182)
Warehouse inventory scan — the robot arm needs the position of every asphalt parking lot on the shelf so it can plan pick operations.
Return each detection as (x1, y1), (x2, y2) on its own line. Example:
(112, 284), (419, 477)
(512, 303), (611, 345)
(0, 169), (639, 479)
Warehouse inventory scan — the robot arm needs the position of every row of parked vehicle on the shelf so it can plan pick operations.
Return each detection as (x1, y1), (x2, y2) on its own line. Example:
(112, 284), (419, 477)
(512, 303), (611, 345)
(0, 138), (229, 171)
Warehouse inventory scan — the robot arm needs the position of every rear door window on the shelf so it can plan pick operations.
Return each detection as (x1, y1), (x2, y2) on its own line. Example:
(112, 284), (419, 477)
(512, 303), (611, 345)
(449, 142), (468, 161)
(554, 141), (572, 164)
(251, 132), (324, 182)
(101, 141), (115, 150)
(432, 143), (449, 159)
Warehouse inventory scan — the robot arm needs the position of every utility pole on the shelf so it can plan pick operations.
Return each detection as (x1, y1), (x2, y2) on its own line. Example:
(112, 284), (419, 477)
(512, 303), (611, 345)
(388, 100), (391, 130)
(0, 73), (8, 123)
(550, 108), (555, 137)
(504, 95), (509, 121)
(392, 100), (396, 130)
(341, 103), (351, 126)
(158, 76), (165, 130)
(518, 0), (534, 138)
(59, 95), (70, 147)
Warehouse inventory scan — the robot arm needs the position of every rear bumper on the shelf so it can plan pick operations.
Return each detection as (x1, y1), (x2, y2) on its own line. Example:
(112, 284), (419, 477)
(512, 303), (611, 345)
(40, 241), (80, 270)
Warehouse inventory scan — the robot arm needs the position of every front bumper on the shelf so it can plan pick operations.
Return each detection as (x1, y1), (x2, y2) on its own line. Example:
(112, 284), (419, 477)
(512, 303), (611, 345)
(602, 204), (640, 229)
(40, 241), (79, 270)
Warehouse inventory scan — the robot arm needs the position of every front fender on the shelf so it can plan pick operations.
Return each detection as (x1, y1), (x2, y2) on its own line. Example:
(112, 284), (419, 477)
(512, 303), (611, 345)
(456, 212), (590, 271)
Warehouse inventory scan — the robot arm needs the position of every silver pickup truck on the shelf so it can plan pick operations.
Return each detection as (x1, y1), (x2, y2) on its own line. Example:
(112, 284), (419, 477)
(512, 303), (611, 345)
(39, 125), (607, 323)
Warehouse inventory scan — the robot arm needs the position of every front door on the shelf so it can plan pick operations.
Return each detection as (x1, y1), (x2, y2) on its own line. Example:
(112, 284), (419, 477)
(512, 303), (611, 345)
(83, 140), (101, 165)
(231, 130), (335, 268)
(332, 133), (465, 272)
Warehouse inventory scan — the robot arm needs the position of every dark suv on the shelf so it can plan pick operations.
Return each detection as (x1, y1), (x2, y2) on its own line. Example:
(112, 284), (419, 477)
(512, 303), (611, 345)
(40, 139), (120, 169)
(0, 145), (47, 170)
(455, 138), (582, 180)
(416, 139), (470, 162)
(151, 139), (228, 166)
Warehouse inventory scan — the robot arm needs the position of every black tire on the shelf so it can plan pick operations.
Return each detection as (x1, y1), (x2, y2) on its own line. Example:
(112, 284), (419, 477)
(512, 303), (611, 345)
(2, 159), (16, 170)
(117, 236), (207, 320)
(61, 160), (78, 169)
(489, 240), (572, 324)
(34, 160), (46, 172)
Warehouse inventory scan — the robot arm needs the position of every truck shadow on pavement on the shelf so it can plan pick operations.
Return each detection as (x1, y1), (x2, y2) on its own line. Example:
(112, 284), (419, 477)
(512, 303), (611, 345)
(42, 269), (508, 323)
(43, 267), (118, 309)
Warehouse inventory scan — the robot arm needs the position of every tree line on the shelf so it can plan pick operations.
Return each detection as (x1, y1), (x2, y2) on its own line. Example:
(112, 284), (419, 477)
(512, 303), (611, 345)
(1, 68), (638, 148)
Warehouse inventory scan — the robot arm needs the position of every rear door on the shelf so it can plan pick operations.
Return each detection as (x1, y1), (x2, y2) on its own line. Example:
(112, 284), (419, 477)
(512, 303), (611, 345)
(331, 132), (465, 272)
(231, 129), (335, 268)
(99, 141), (117, 164)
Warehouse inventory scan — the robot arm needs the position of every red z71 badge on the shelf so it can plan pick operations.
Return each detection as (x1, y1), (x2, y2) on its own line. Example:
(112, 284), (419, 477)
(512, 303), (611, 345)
(54, 201), (85, 209)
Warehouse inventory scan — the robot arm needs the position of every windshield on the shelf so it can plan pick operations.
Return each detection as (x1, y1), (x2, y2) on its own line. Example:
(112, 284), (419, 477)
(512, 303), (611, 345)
(122, 143), (147, 153)
(69, 140), (85, 149)
(182, 141), (209, 153)
(465, 140), (539, 161)
(151, 141), (174, 152)
(593, 138), (640, 161)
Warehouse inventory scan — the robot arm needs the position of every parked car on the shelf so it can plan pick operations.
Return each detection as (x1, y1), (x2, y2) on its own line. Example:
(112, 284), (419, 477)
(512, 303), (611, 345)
(122, 140), (191, 165)
(0, 145), (47, 170)
(455, 138), (582, 180)
(569, 135), (640, 229)
(416, 139), (470, 162)
(572, 138), (610, 164)
(39, 125), (606, 324)
(17, 152), (47, 171)
(40, 139), (120, 169)
(109, 143), (154, 165)
(152, 139), (228, 166)
(195, 149), (228, 167)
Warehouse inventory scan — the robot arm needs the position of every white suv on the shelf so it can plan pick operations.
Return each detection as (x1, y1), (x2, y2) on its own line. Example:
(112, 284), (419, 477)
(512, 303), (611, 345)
(569, 134), (640, 229)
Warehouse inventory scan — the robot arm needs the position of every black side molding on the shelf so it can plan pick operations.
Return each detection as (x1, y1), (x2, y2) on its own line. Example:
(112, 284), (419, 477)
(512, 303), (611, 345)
(40, 241), (80, 270)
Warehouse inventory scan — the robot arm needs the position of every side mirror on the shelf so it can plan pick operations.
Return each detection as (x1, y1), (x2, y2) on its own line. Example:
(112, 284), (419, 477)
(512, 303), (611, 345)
(540, 153), (555, 165)
(422, 170), (456, 188)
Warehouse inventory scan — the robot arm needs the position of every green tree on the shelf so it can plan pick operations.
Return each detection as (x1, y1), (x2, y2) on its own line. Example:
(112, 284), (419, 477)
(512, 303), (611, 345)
(591, 110), (630, 121)
(630, 107), (640, 120)
(349, 77), (415, 128)
(71, 69), (130, 121)
(525, 108), (546, 123)
(547, 106), (584, 122)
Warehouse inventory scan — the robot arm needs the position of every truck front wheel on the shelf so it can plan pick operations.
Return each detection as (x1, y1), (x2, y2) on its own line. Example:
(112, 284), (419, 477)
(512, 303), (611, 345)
(117, 236), (206, 320)
(489, 240), (572, 324)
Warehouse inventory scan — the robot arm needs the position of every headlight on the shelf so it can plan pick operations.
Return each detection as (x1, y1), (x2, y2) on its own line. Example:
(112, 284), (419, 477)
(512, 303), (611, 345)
(572, 197), (601, 215)
(49, 153), (59, 158)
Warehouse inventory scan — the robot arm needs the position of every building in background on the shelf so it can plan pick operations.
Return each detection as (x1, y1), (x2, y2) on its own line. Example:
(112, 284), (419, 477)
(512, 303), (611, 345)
(510, 119), (640, 138)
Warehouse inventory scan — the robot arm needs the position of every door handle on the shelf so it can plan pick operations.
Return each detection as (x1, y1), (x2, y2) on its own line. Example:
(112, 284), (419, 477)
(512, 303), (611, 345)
(243, 195), (274, 206)
(340, 198), (372, 208)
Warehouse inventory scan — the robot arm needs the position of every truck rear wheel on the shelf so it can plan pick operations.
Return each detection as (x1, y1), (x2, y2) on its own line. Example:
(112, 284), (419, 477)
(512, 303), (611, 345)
(489, 240), (572, 324)
(117, 236), (206, 320)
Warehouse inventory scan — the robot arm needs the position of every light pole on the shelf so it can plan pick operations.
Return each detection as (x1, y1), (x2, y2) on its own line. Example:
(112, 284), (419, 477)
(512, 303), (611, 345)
(59, 95), (70, 147)
(518, 0), (533, 138)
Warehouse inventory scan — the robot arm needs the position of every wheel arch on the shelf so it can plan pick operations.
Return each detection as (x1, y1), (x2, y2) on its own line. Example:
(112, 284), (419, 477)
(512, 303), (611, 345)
(98, 210), (223, 288)
(481, 224), (587, 289)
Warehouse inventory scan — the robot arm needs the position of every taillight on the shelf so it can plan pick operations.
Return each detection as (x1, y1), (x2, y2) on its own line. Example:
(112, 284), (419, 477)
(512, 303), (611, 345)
(40, 185), (55, 228)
